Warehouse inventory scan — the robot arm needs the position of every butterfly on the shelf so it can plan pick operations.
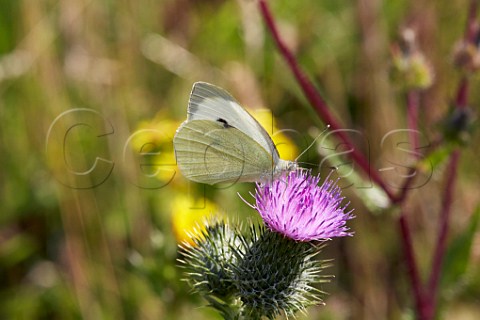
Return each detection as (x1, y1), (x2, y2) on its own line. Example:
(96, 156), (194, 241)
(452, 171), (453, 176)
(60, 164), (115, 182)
(173, 82), (297, 185)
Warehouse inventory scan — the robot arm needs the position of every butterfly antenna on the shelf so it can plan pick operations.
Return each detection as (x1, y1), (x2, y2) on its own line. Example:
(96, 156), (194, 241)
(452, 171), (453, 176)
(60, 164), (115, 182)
(294, 125), (330, 162)
(296, 161), (319, 167)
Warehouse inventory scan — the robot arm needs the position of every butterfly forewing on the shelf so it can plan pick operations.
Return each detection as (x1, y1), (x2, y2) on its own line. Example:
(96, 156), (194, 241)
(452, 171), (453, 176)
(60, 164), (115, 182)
(187, 82), (280, 163)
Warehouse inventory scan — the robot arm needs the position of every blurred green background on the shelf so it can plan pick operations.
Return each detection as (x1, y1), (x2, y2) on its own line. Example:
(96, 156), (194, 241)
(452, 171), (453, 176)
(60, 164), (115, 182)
(1, 0), (479, 319)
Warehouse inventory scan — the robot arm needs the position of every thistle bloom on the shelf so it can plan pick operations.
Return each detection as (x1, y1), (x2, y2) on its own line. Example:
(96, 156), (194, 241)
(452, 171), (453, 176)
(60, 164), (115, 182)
(253, 170), (354, 241)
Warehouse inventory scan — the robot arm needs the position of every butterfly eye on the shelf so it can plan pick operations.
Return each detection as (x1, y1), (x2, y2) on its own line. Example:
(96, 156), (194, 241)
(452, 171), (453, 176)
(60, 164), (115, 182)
(289, 162), (297, 171)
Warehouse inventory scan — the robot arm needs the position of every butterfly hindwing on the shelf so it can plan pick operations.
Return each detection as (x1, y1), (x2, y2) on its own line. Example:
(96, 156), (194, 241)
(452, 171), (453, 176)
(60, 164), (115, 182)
(174, 120), (276, 184)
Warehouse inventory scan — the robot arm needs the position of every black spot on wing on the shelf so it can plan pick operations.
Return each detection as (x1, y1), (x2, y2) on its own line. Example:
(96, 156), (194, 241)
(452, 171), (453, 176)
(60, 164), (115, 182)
(217, 118), (234, 129)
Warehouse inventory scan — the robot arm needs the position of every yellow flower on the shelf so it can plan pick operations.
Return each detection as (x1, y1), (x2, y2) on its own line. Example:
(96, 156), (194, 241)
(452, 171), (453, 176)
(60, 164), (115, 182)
(131, 115), (180, 185)
(171, 194), (222, 245)
(250, 108), (299, 161)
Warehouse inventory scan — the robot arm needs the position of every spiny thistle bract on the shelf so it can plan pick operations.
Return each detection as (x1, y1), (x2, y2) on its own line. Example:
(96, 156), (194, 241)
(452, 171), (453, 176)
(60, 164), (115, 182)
(179, 221), (332, 320)
(232, 226), (330, 320)
(178, 221), (243, 299)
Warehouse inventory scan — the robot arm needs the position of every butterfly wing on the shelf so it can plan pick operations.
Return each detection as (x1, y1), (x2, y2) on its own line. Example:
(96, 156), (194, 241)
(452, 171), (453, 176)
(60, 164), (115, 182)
(174, 120), (276, 184)
(186, 82), (280, 163)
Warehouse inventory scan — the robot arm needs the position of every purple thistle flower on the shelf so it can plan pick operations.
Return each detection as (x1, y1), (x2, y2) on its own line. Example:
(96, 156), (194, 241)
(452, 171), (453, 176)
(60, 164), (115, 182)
(253, 170), (354, 241)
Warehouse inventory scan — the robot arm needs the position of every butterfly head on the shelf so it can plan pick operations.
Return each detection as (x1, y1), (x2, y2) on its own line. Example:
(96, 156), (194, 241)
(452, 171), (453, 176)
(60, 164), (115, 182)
(275, 159), (298, 175)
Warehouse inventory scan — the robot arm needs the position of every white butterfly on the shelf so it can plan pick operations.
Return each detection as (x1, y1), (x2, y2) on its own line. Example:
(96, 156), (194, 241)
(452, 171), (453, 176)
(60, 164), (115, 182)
(173, 82), (297, 185)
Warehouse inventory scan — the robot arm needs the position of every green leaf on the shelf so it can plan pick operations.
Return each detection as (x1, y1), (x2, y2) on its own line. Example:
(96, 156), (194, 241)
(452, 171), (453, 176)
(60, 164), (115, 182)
(441, 205), (480, 288)
(417, 145), (452, 173)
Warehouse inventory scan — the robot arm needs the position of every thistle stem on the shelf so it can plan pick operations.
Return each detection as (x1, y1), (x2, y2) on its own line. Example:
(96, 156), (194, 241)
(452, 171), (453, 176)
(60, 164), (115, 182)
(465, 0), (478, 42)
(258, 2), (473, 320)
(406, 91), (420, 156)
(455, 0), (477, 110)
(455, 77), (469, 109)
(426, 150), (460, 317)
(421, 1), (477, 316)
(398, 211), (425, 318)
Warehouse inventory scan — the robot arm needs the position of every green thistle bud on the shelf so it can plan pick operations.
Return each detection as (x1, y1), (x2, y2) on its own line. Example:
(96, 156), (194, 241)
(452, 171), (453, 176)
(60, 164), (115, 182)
(178, 221), (243, 299)
(441, 106), (476, 145)
(232, 227), (330, 320)
(390, 28), (434, 90)
(453, 41), (480, 74)
(453, 25), (480, 74)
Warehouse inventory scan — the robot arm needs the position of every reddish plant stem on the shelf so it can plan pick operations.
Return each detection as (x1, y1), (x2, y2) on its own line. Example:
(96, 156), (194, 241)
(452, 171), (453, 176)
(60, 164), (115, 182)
(407, 91), (420, 156)
(397, 90), (422, 317)
(259, 2), (472, 319)
(392, 170), (416, 204)
(456, 0), (477, 110)
(258, 3), (421, 316)
(422, 1), (477, 317)
(258, 0), (395, 201)
(466, 0), (478, 41)
(455, 77), (469, 109)
(426, 150), (460, 316)
(393, 135), (443, 205)
(398, 212), (426, 319)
